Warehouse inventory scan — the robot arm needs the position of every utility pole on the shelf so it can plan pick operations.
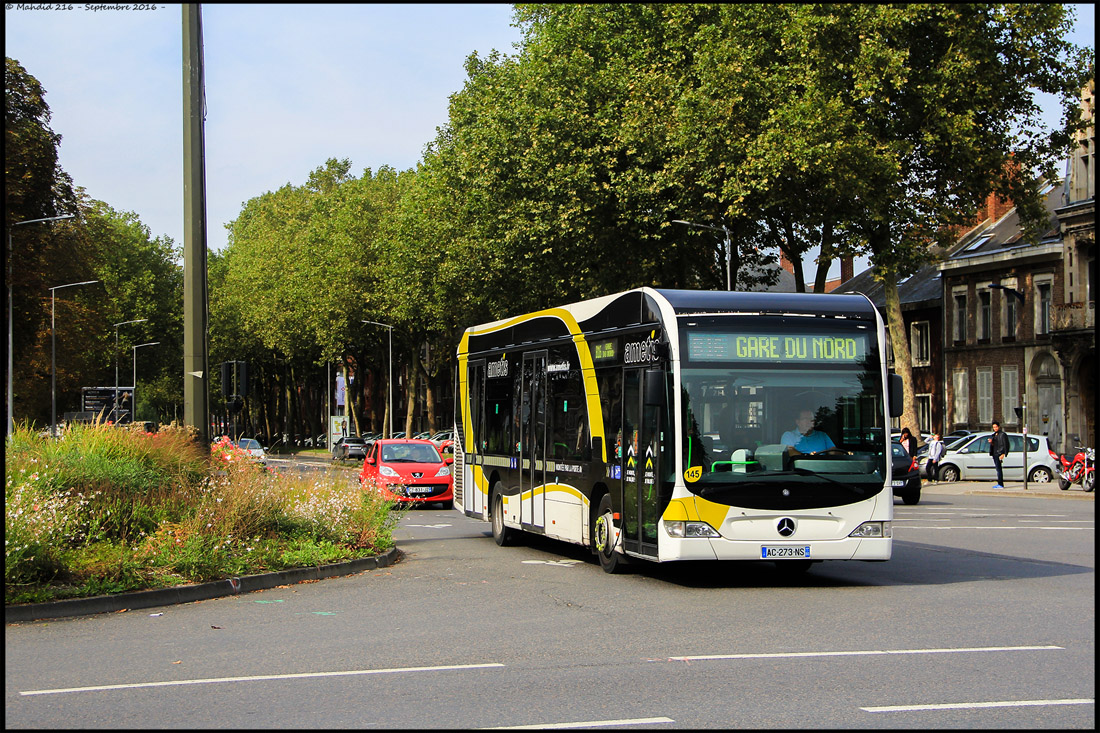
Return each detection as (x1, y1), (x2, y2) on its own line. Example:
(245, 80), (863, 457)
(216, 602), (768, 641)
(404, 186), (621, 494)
(183, 4), (209, 444)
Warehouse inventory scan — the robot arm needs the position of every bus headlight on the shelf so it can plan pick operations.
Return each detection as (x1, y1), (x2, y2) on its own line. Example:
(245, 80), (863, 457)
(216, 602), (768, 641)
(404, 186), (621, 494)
(665, 520), (721, 539)
(849, 521), (891, 538)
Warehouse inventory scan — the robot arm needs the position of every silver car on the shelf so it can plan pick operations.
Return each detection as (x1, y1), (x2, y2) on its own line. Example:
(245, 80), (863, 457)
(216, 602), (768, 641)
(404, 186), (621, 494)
(927, 431), (1059, 483)
(234, 438), (267, 466)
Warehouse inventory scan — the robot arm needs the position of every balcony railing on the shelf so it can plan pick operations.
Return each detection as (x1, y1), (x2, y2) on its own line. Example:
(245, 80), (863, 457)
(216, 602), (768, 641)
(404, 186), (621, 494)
(1051, 302), (1095, 331)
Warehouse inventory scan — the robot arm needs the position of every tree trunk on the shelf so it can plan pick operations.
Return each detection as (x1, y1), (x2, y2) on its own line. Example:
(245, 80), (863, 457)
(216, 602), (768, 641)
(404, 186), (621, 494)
(883, 276), (922, 446)
(405, 358), (417, 436)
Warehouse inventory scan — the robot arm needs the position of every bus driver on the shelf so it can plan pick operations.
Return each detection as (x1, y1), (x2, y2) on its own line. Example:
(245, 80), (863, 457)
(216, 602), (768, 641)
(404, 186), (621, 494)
(781, 409), (839, 456)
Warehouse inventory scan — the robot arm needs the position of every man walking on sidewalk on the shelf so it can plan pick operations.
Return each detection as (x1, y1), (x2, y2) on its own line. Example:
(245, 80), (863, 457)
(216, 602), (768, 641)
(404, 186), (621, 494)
(988, 421), (1009, 489)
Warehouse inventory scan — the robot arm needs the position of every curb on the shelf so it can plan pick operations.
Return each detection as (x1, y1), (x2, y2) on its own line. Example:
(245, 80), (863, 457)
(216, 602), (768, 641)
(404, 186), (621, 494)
(966, 489), (1094, 500)
(5, 547), (399, 624)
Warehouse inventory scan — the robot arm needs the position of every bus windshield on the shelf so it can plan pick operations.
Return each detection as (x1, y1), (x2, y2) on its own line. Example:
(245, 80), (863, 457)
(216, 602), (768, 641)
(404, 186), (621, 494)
(679, 317), (888, 510)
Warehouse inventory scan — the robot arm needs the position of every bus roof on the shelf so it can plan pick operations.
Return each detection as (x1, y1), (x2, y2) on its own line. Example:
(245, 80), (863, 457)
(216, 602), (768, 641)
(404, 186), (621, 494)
(459, 288), (878, 356)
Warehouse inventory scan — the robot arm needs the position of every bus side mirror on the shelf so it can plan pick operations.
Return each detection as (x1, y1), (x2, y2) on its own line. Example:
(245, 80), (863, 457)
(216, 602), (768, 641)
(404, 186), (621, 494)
(645, 369), (666, 406)
(888, 373), (904, 418)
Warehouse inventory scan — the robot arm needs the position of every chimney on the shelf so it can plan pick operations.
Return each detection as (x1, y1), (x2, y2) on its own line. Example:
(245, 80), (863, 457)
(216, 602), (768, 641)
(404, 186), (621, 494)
(779, 250), (795, 275)
(840, 256), (853, 283)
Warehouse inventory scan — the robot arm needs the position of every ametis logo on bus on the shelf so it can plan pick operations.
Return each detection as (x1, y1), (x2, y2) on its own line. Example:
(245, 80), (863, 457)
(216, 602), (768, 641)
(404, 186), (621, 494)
(624, 331), (662, 365)
(487, 355), (509, 378)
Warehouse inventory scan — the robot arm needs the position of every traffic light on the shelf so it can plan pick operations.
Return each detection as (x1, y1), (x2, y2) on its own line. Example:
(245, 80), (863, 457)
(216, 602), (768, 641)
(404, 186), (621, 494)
(221, 362), (233, 398)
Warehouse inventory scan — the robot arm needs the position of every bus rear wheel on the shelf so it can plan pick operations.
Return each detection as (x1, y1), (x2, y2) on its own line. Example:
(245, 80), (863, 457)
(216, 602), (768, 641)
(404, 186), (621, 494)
(491, 486), (518, 546)
(593, 494), (626, 574)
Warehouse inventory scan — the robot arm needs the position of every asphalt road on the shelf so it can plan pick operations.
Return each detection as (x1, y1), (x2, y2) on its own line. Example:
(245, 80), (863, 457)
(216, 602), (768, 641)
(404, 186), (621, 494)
(5, 482), (1094, 729)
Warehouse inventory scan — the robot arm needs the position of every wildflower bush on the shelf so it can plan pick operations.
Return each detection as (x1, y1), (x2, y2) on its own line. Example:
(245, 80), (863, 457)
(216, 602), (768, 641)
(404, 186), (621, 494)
(5, 424), (403, 605)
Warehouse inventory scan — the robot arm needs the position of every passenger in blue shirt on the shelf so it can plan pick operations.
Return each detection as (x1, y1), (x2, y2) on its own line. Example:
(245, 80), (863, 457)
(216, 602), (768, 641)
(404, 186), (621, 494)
(781, 409), (839, 456)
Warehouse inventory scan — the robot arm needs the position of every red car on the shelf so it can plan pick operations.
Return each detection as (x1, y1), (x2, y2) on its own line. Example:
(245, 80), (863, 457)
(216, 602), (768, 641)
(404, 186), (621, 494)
(359, 439), (454, 507)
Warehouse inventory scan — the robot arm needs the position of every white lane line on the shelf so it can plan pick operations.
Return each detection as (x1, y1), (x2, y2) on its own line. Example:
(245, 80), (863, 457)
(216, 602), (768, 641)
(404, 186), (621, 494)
(863, 698), (1094, 712)
(669, 645), (1062, 662)
(481, 717), (675, 729)
(20, 662), (505, 696)
(899, 526), (1089, 530)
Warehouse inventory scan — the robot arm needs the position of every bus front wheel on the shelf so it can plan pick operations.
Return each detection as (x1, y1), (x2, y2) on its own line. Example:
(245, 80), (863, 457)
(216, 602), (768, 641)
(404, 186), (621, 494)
(593, 494), (627, 574)
(491, 486), (518, 546)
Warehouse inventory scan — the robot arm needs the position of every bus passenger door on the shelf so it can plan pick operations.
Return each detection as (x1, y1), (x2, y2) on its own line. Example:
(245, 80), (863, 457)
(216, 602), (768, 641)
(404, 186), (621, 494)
(520, 351), (547, 530)
(464, 360), (486, 517)
(623, 368), (661, 557)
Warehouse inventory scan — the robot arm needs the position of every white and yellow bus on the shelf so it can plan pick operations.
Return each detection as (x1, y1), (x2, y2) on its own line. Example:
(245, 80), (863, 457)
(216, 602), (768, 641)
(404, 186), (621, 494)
(455, 288), (902, 573)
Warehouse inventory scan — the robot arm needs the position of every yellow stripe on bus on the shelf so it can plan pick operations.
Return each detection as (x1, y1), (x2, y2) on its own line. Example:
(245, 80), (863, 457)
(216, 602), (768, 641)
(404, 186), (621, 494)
(458, 307), (607, 462)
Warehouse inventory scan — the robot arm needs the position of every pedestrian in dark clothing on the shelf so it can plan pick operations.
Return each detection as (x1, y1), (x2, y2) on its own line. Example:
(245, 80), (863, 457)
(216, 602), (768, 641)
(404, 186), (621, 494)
(988, 421), (1009, 488)
(898, 427), (917, 456)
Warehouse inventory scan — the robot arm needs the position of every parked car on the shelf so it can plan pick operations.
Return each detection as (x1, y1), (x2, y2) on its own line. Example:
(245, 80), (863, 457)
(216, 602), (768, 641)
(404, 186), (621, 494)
(331, 436), (369, 462)
(914, 434), (971, 459)
(946, 429), (975, 439)
(891, 441), (922, 505)
(359, 438), (453, 507)
(924, 432), (1059, 483)
(430, 429), (454, 446)
(234, 437), (267, 466)
(412, 430), (432, 440)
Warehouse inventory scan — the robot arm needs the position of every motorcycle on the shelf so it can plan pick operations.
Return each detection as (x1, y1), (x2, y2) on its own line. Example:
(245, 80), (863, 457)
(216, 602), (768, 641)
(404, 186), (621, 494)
(1057, 446), (1094, 492)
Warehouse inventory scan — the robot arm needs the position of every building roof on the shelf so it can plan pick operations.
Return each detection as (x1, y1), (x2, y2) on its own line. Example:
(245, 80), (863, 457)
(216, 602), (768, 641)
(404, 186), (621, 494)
(835, 180), (1064, 306)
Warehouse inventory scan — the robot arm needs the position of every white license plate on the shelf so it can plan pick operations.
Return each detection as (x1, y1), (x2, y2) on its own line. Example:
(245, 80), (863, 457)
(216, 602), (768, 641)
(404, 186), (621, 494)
(761, 545), (810, 559)
(406, 486), (434, 495)
(892, 479), (907, 487)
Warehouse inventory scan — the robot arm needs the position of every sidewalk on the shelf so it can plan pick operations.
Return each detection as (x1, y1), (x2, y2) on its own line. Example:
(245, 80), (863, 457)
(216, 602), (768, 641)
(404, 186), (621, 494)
(921, 478), (1095, 499)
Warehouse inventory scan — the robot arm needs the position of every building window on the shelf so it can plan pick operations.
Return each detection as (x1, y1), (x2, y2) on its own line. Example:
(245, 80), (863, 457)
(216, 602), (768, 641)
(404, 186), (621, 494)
(1003, 291), (1017, 341)
(910, 321), (931, 367)
(954, 294), (967, 343)
(979, 291), (992, 341)
(1037, 282), (1052, 335)
(953, 368), (969, 425)
(1001, 366), (1019, 426)
(977, 367), (993, 425)
(916, 394), (932, 434)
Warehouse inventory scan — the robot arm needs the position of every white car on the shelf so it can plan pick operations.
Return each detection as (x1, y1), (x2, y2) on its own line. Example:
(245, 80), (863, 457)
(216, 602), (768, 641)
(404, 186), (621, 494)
(234, 437), (267, 466)
(925, 432), (1059, 483)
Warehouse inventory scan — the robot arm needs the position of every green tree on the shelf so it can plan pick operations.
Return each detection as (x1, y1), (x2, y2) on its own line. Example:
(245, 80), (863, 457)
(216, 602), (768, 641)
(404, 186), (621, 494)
(763, 3), (1091, 435)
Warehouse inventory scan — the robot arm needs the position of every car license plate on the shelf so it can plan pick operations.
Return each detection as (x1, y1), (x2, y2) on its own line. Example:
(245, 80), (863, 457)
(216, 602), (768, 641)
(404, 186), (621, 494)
(761, 545), (810, 559)
(892, 479), (907, 487)
(406, 486), (434, 495)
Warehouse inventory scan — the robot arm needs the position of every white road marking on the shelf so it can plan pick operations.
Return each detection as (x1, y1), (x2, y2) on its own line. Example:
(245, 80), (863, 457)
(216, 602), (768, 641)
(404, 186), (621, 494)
(899, 526), (1088, 530)
(669, 645), (1062, 662)
(20, 663), (505, 696)
(404, 524), (453, 528)
(862, 698), (1094, 712)
(521, 559), (583, 566)
(481, 716), (675, 729)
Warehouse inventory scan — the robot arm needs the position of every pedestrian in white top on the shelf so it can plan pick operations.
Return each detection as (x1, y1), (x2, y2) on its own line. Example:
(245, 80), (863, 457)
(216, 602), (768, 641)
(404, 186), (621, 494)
(926, 432), (945, 482)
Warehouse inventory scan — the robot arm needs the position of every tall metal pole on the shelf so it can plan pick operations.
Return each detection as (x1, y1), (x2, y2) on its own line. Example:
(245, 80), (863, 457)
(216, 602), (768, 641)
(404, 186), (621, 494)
(133, 342), (159, 424)
(50, 280), (98, 437)
(363, 320), (394, 439)
(673, 219), (733, 290)
(8, 215), (76, 439)
(112, 319), (146, 423)
(183, 3), (209, 444)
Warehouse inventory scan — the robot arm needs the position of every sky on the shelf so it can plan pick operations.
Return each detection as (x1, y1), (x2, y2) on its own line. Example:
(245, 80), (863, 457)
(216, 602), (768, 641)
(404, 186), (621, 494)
(5, 3), (1096, 279)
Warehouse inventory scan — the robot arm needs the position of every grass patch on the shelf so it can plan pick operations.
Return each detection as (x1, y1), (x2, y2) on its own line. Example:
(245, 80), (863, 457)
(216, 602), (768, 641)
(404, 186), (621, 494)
(5, 424), (405, 605)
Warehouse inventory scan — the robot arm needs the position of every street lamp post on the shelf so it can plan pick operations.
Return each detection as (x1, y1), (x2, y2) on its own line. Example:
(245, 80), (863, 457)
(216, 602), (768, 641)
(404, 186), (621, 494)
(132, 342), (160, 425)
(8, 214), (77, 439)
(49, 280), (99, 437)
(113, 319), (147, 424)
(673, 219), (733, 290)
(362, 320), (393, 439)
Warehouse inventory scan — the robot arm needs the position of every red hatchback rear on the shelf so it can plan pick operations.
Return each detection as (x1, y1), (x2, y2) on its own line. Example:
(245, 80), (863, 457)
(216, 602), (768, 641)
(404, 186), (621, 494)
(359, 439), (453, 507)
